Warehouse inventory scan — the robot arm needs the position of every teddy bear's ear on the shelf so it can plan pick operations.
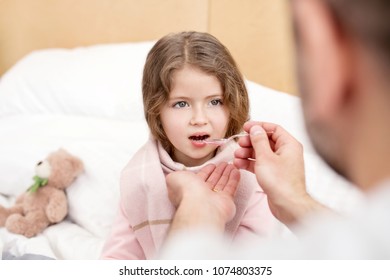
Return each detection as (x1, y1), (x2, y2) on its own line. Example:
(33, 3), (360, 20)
(57, 148), (69, 155)
(70, 156), (84, 175)
(55, 148), (84, 174)
(45, 149), (84, 189)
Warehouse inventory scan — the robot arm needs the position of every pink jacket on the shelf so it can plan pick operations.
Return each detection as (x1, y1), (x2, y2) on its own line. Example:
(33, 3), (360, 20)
(101, 137), (275, 259)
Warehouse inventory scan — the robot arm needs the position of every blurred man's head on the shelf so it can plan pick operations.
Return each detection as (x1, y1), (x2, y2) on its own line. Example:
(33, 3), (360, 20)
(291, 0), (390, 189)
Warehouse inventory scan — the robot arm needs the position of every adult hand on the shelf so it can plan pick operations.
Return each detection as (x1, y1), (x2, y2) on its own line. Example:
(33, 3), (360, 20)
(234, 121), (323, 226)
(166, 162), (240, 233)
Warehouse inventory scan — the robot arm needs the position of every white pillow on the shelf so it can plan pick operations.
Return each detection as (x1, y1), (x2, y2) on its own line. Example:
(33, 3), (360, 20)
(0, 41), (156, 121)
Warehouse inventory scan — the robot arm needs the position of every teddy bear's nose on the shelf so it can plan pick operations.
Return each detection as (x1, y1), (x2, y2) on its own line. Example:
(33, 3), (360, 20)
(37, 161), (43, 166)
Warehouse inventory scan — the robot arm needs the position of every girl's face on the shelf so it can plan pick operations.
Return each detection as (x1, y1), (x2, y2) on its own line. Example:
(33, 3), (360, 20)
(160, 65), (229, 167)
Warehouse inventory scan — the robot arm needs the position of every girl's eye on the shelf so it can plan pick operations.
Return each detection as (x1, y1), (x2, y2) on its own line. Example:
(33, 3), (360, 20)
(173, 101), (189, 108)
(209, 99), (223, 106)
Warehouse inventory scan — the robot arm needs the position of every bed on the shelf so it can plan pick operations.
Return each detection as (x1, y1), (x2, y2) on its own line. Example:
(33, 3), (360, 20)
(0, 40), (364, 259)
(0, 0), (364, 260)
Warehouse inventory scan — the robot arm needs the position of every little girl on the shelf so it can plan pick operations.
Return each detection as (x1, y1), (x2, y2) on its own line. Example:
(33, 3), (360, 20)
(101, 31), (276, 259)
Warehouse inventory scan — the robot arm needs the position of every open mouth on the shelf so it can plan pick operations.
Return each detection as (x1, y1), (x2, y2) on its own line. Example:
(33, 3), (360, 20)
(189, 134), (209, 142)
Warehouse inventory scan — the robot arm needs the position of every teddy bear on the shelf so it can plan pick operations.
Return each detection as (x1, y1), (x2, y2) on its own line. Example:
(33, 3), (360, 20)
(0, 148), (84, 238)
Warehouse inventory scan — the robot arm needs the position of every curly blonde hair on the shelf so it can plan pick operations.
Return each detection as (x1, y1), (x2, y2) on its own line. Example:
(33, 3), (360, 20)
(142, 31), (249, 151)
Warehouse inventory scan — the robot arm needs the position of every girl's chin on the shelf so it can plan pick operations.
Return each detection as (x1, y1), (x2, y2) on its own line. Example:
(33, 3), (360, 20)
(180, 153), (215, 167)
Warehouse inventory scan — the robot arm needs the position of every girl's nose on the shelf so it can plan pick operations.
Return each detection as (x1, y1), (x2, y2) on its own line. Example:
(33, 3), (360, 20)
(190, 107), (208, 126)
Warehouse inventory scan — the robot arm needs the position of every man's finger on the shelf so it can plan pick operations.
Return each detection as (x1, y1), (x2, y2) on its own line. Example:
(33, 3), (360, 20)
(234, 147), (254, 159)
(233, 158), (254, 173)
(237, 135), (252, 148)
(243, 121), (263, 133)
(244, 121), (277, 135)
(249, 125), (273, 161)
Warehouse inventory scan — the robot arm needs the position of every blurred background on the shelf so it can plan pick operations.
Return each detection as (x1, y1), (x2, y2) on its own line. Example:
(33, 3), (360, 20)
(0, 0), (297, 95)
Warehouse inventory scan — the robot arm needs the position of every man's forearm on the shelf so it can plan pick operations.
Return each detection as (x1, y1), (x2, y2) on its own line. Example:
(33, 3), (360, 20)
(276, 193), (332, 228)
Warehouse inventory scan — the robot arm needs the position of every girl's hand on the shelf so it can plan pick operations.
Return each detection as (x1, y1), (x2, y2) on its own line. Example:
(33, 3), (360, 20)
(166, 163), (240, 232)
